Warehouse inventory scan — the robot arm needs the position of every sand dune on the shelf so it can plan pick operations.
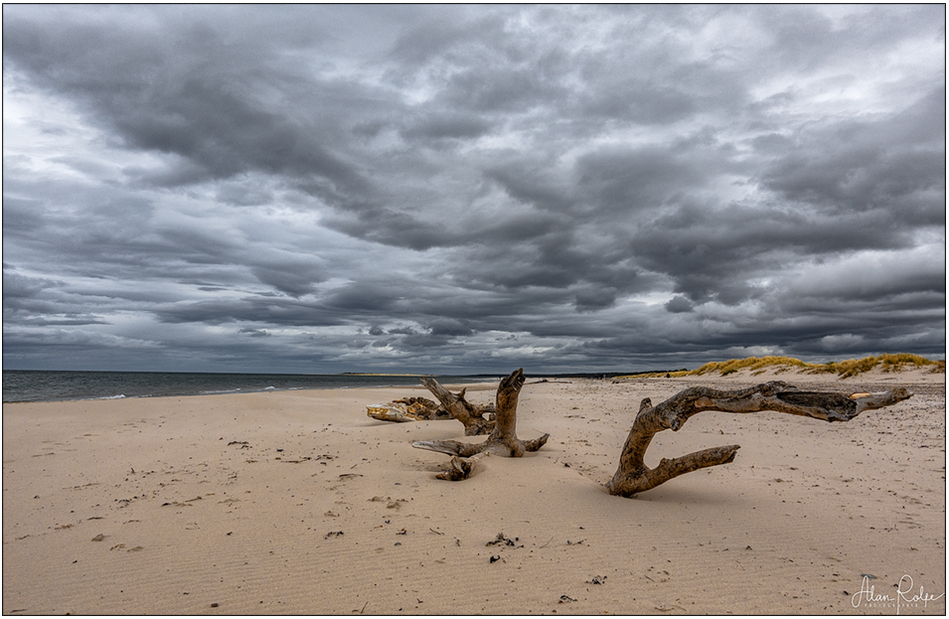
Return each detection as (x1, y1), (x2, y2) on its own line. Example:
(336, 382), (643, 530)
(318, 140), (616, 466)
(3, 372), (945, 614)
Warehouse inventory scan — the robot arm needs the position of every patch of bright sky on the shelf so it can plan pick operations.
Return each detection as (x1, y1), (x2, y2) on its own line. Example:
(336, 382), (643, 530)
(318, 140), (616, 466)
(720, 344), (782, 358)
(817, 333), (866, 353)
(624, 291), (678, 308)
(3, 74), (174, 186)
(3, 75), (103, 179)
(784, 245), (944, 301)
(689, 10), (772, 63)
(753, 36), (941, 119)
(488, 344), (556, 359)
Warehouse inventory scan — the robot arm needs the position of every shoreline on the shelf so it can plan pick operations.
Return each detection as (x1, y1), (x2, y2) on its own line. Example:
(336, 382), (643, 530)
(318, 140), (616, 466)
(2, 381), (505, 405)
(6, 363), (943, 405)
(3, 374), (945, 614)
(1, 370), (504, 404)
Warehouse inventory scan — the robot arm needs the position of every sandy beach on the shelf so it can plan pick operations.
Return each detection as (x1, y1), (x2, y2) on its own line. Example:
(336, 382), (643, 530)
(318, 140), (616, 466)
(3, 369), (945, 615)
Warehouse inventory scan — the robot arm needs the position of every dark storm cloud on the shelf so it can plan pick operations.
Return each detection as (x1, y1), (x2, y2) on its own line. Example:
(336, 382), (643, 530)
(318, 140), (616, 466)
(760, 88), (945, 212)
(400, 113), (493, 142)
(3, 6), (380, 210)
(665, 296), (694, 314)
(631, 202), (919, 305)
(3, 5), (944, 372)
(574, 144), (722, 215)
(428, 319), (474, 338)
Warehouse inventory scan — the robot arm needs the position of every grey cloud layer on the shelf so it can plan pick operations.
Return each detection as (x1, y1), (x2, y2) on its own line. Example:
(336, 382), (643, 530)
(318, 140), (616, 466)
(3, 5), (945, 373)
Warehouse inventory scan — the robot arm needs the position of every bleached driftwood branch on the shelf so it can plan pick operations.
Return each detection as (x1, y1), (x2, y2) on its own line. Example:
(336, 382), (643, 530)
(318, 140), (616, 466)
(367, 397), (452, 423)
(606, 381), (913, 497)
(413, 368), (549, 480)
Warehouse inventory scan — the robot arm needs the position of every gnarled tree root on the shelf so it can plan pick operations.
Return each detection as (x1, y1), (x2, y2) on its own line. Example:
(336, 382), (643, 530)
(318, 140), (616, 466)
(607, 381), (913, 497)
(413, 368), (549, 480)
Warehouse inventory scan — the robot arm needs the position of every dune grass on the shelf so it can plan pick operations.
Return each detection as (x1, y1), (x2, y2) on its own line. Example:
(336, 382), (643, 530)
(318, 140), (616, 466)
(693, 356), (816, 376)
(815, 353), (945, 378)
(633, 354), (944, 379)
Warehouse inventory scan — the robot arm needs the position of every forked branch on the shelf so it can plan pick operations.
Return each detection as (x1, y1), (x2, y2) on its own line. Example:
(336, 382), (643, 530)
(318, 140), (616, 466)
(607, 381), (913, 497)
(420, 377), (496, 435)
(413, 368), (550, 480)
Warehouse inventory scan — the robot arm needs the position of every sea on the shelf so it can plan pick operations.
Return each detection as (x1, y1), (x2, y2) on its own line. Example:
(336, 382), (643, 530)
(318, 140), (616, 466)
(2, 370), (496, 404)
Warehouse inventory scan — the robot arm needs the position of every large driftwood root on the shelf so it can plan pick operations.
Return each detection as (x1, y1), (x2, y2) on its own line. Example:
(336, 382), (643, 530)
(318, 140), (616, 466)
(367, 397), (453, 423)
(420, 377), (496, 435)
(413, 368), (549, 480)
(607, 381), (913, 497)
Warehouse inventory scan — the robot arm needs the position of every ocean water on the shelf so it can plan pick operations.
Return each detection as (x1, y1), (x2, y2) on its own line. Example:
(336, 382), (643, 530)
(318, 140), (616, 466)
(1, 370), (494, 403)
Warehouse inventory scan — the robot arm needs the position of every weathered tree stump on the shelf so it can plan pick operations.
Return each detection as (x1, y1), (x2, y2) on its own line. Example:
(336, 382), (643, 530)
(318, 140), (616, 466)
(420, 377), (496, 435)
(607, 381), (913, 497)
(413, 368), (549, 480)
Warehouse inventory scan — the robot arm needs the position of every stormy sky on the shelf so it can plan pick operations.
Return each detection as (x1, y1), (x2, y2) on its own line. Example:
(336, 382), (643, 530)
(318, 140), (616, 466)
(3, 5), (945, 374)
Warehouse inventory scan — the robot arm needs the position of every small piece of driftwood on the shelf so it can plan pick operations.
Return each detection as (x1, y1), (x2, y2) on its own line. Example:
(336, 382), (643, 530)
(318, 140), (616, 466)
(367, 397), (453, 423)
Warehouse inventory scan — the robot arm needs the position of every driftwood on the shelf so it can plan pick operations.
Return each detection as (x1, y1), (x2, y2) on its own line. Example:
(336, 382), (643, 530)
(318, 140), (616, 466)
(420, 377), (496, 435)
(367, 397), (453, 423)
(413, 368), (549, 480)
(606, 381), (913, 497)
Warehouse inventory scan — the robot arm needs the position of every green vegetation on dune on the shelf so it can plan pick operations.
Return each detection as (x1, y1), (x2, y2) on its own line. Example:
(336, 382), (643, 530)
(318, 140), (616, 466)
(630, 354), (944, 379)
